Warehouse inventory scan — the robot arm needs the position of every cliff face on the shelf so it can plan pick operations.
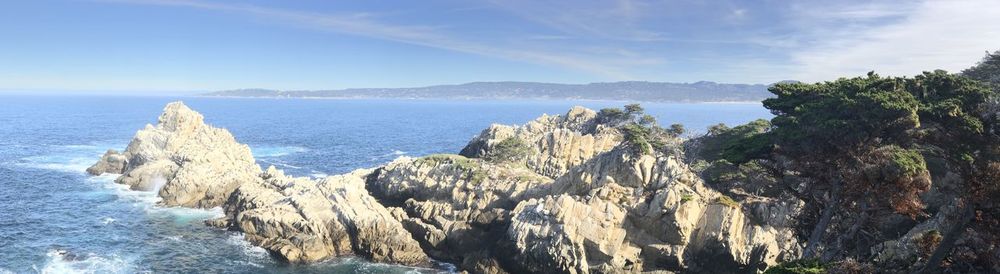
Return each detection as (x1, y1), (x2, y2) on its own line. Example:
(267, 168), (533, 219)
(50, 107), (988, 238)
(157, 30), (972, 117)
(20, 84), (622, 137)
(88, 102), (261, 208)
(89, 102), (803, 273)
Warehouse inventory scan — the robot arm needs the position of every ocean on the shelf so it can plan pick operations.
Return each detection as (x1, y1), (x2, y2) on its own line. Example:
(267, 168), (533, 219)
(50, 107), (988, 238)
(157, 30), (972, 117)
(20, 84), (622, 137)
(0, 95), (771, 273)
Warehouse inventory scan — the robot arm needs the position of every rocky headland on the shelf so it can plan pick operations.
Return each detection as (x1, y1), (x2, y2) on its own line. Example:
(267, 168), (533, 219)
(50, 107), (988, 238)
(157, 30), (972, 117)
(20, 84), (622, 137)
(87, 101), (946, 273)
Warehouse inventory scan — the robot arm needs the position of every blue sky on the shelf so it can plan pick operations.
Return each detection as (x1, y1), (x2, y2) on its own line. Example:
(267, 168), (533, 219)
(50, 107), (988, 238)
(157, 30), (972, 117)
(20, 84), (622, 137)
(1, 0), (998, 93)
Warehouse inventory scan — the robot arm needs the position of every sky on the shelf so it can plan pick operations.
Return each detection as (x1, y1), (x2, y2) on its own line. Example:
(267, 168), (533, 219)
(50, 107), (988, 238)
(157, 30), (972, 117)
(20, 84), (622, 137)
(1, 0), (998, 94)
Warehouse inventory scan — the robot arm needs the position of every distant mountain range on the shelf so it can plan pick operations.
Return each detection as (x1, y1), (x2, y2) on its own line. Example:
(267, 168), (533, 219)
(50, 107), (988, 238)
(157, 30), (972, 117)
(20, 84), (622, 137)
(203, 81), (774, 102)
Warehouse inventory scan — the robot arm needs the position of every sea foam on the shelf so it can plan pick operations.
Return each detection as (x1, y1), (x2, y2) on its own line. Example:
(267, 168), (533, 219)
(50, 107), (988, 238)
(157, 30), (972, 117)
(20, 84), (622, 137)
(88, 174), (224, 223)
(37, 249), (131, 274)
(251, 145), (308, 158)
(16, 143), (123, 173)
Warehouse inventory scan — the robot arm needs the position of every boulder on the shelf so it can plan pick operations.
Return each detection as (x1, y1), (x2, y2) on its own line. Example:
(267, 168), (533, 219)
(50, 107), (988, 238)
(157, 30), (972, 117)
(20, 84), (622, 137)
(220, 166), (430, 265)
(86, 149), (127, 175)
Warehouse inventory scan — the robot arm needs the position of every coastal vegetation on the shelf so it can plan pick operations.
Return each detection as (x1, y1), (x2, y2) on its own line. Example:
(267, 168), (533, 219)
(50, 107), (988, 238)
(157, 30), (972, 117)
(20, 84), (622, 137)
(81, 50), (1000, 274)
(688, 51), (1000, 272)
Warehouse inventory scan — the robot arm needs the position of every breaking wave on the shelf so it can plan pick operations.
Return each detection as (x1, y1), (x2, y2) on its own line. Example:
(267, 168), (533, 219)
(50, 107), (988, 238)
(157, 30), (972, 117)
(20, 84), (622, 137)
(37, 249), (131, 274)
(14, 143), (123, 173)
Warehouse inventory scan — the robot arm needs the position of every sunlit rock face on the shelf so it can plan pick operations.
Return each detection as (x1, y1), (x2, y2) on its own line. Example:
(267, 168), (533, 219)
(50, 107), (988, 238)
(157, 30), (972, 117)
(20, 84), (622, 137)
(89, 103), (804, 273)
(460, 106), (622, 178)
(217, 166), (430, 265)
(89, 101), (261, 208)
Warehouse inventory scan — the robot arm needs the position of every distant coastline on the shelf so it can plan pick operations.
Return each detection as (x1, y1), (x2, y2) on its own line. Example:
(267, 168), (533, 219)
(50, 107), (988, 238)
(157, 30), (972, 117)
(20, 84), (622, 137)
(202, 81), (774, 103)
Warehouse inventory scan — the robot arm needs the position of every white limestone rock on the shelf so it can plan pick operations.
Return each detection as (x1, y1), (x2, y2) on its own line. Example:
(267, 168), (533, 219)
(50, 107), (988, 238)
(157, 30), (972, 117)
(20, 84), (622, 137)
(93, 101), (261, 208)
(460, 106), (621, 178)
(222, 166), (430, 265)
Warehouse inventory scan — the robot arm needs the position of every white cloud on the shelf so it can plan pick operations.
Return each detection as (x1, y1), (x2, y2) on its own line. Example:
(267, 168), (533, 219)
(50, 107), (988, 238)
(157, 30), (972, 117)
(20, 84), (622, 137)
(101, 0), (639, 79)
(787, 0), (1000, 82)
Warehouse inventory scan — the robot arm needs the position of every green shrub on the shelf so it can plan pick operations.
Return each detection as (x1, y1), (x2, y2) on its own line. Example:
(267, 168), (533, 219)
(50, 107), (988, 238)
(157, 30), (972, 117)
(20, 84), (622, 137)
(716, 195), (740, 208)
(484, 137), (532, 163)
(416, 154), (487, 185)
(680, 193), (694, 203)
(764, 259), (826, 274)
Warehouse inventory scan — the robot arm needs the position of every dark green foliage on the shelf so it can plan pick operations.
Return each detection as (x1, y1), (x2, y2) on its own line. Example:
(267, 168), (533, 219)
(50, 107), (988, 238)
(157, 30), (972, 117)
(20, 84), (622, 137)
(639, 114), (657, 127)
(624, 103), (644, 115)
(764, 72), (922, 162)
(597, 107), (629, 125)
(484, 137), (532, 163)
(416, 154), (486, 184)
(599, 104), (675, 155)
(764, 259), (825, 274)
(667, 123), (685, 137)
(695, 119), (772, 164)
(961, 50), (1000, 92)
(622, 123), (664, 155)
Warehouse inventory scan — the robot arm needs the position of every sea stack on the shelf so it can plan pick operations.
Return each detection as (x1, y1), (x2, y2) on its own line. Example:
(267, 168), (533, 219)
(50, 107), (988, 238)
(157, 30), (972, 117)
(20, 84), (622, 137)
(88, 101), (261, 208)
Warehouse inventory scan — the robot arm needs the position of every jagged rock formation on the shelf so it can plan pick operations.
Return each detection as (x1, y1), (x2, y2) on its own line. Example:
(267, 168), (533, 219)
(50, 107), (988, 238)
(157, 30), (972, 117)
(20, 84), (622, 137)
(212, 166), (430, 265)
(460, 106), (621, 178)
(89, 103), (804, 273)
(365, 107), (801, 273)
(89, 102), (261, 208)
(504, 147), (801, 273)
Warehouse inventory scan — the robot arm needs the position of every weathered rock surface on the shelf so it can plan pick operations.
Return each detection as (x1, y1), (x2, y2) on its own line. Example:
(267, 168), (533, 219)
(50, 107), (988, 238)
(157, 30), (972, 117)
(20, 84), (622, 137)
(504, 148), (801, 273)
(509, 184), (643, 273)
(91, 101), (261, 208)
(217, 166), (430, 265)
(460, 106), (621, 178)
(369, 109), (802, 273)
(366, 154), (552, 271)
(86, 149), (127, 175)
(89, 103), (808, 273)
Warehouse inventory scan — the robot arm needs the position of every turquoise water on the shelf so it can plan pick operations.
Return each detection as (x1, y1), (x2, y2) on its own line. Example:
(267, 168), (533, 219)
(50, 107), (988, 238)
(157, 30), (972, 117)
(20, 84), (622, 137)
(0, 96), (771, 273)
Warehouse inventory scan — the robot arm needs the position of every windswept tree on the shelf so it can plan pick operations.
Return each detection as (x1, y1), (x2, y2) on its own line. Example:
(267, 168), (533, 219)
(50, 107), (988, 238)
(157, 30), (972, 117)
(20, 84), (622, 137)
(909, 70), (1000, 272)
(763, 72), (930, 259)
(596, 104), (679, 155)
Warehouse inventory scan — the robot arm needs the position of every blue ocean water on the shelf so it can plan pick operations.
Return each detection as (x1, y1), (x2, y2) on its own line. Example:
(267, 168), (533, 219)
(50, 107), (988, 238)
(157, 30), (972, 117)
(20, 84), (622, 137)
(0, 96), (771, 273)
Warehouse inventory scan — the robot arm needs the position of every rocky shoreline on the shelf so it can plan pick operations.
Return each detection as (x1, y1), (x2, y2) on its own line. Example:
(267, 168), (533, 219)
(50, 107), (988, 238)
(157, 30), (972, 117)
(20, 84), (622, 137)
(89, 102), (802, 273)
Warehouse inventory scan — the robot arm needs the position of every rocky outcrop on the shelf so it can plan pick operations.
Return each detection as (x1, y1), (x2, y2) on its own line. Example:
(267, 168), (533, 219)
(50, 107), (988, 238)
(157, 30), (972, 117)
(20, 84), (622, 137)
(367, 110), (802, 273)
(86, 149), (127, 175)
(214, 166), (429, 265)
(503, 148), (802, 273)
(460, 106), (621, 178)
(89, 103), (807, 273)
(509, 184), (643, 273)
(91, 102), (261, 208)
(365, 154), (552, 271)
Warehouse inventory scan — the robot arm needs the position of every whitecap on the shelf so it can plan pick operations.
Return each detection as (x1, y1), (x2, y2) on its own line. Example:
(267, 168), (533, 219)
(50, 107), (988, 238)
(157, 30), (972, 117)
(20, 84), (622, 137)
(100, 217), (116, 225)
(310, 172), (329, 178)
(37, 249), (130, 274)
(251, 145), (308, 158)
(16, 143), (124, 173)
(258, 159), (302, 169)
(16, 154), (98, 173)
(226, 233), (268, 258)
(91, 174), (224, 222)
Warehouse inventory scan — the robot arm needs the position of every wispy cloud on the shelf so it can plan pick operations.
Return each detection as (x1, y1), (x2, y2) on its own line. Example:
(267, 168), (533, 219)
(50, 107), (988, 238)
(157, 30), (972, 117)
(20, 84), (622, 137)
(82, 0), (1000, 85)
(785, 0), (1000, 82)
(100, 0), (639, 79)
